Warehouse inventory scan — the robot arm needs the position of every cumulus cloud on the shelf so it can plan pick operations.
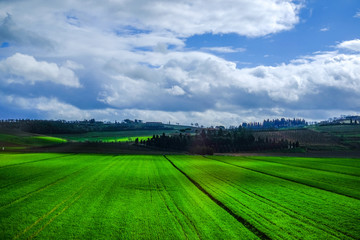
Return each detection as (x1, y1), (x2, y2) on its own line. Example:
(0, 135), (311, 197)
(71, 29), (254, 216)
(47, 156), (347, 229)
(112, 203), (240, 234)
(237, 52), (360, 101)
(0, 0), (359, 125)
(0, 0), (301, 38)
(0, 93), (292, 126)
(0, 53), (81, 87)
(0, 94), (116, 120)
(94, 47), (360, 116)
(3, 92), (358, 126)
(337, 39), (360, 52)
(0, 14), (53, 49)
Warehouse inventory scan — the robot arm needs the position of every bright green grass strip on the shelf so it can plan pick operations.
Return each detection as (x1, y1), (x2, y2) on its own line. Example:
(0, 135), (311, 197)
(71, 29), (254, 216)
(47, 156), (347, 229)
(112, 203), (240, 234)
(0, 134), (66, 146)
(52, 130), (177, 142)
(31, 136), (67, 144)
(100, 136), (152, 142)
(169, 155), (360, 239)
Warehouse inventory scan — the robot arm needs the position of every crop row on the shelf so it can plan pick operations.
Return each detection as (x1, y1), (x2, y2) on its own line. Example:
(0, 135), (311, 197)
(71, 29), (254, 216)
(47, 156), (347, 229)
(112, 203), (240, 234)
(168, 155), (360, 239)
(207, 155), (360, 199)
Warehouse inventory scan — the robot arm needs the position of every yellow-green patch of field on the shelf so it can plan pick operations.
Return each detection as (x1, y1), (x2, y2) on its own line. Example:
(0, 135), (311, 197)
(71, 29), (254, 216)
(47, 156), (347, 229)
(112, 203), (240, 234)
(100, 136), (152, 143)
(0, 134), (66, 147)
(52, 130), (177, 143)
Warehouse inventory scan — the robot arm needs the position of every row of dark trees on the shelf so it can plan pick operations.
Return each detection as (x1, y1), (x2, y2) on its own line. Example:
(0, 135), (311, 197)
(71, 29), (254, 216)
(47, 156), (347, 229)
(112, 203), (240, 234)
(242, 118), (307, 130)
(0, 119), (172, 134)
(140, 128), (300, 154)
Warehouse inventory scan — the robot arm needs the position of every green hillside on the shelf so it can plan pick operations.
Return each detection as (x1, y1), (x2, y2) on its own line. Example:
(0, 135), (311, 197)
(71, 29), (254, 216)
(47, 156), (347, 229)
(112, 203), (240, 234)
(0, 128), (66, 149)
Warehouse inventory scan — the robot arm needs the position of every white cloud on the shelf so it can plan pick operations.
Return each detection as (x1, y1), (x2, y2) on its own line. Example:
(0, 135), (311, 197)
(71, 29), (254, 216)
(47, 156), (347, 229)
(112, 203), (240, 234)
(0, 1), (359, 125)
(4, 93), (358, 126)
(0, 93), (295, 126)
(320, 27), (329, 32)
(95, 47), (360, 115)
(235, 52), (360, 102)
(201, 47), (246, 53)
(63, 60), (83, 70)
(0, 0), (301, 39)
(0, 53), (81, 87)
(166, 85), (186, 96)
(337, 39), (360, 52)
(1, 94), (115, 120)
(354, 11), (360, 18)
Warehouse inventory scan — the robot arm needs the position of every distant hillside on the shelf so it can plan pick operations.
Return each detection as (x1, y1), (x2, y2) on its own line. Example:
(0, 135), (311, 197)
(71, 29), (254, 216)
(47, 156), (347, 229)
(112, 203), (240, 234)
(0, 119), (192, 134)
(310, 124), (360, 150)
(252, 124), (360, 151)
(0, 127), (66, 149)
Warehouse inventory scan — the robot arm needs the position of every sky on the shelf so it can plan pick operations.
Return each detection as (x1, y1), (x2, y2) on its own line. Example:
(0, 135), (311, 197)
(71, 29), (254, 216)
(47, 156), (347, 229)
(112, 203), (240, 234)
(0, 0), (360, 126)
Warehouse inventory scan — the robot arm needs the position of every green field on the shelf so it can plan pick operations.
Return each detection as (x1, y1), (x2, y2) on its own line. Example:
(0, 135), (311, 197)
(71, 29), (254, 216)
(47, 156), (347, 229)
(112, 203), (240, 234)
(0, 134), (67, 147)
(0, 154), (359, 239)
(51, 130), (179, 143)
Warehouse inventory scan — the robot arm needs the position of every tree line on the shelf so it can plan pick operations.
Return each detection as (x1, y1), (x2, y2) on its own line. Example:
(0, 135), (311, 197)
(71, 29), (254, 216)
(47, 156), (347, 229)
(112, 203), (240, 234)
(241, 118), (307, 129)
(0, 119), (172, 134)
(140, 127), (300, 154)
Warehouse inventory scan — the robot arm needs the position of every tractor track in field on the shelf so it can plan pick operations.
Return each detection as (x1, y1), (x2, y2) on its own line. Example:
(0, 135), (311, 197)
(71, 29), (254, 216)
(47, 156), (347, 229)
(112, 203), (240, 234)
(156, 184), (189, 240)
(13, 158), (119, 240)
(28, 193), (84, 240)
(185, 162), (294, 238)
(148, 158), (189, 239)
(191, 160), (354, 239)
(164, 155), (271, 240)
(13, 186), (85, 240)
(0, 164), (82, 190)
(204, 156), (360, 201)
(156, 160), (202, 240)
(0, 163), (90, 211)
(0, 153), (77, 169)
(0, 172), (54, 190)
(242, 156), (360, 177)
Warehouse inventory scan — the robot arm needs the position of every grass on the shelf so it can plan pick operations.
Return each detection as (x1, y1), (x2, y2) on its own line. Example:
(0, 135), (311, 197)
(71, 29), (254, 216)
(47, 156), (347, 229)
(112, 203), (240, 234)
(100, 136), (152, 143)
(52, 130), (178, 143)
(0, 154), (256, 239)
(0, 134), (66, 147)
(207, 155), (360, 199)
(0, 153), (359, 239)
(168, 155), (360, 239)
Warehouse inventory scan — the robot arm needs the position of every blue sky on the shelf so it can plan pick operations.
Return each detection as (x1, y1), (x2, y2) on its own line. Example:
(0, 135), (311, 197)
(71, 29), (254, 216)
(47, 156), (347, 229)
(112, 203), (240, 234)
(0, 0), (360, 126)
(187, 0), (360, 66)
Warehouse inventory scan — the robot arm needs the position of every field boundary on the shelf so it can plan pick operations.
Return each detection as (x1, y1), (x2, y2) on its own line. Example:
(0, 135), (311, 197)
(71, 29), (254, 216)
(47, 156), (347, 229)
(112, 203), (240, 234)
(163, 155), (270, 240)
(203, 156), (360, 200)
